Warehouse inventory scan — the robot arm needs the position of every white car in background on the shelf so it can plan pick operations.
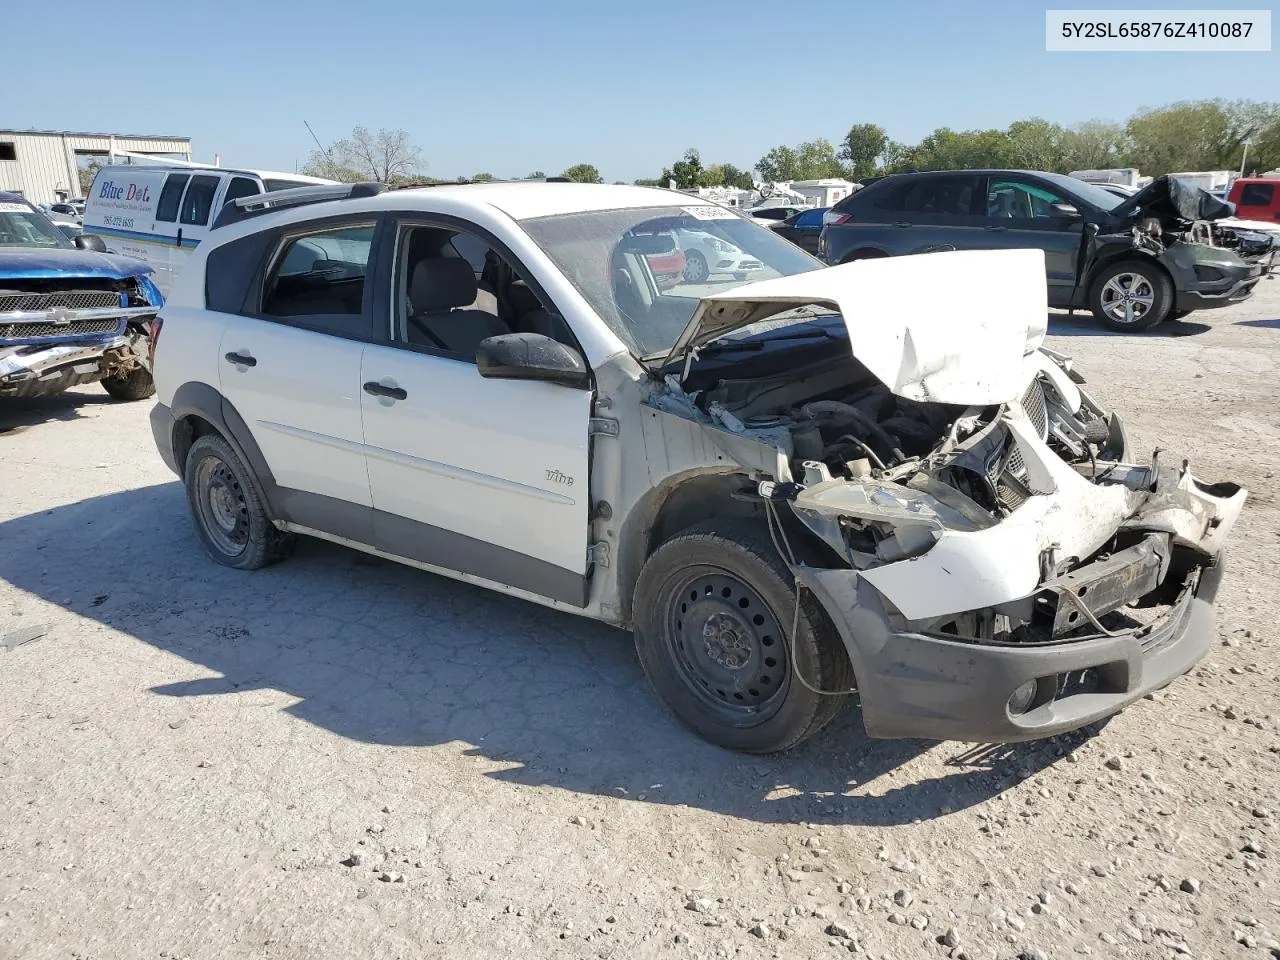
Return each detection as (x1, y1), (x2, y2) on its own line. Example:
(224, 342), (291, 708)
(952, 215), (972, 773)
(674, 227), (764, 282)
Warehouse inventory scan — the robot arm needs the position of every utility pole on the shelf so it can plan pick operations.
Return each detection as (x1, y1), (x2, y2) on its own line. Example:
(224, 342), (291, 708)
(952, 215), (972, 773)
(1240, 138), (1251, 178)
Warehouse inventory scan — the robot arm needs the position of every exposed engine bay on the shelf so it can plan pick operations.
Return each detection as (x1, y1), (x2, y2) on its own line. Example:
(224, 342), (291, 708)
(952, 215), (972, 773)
(687, 340), (1119, 522)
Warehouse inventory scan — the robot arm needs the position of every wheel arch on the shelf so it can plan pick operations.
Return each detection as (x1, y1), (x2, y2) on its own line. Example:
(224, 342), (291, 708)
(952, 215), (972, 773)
(169, 381), (282, 520)
(839, 247), (890, 264)
(1086, 250), (1175, 296)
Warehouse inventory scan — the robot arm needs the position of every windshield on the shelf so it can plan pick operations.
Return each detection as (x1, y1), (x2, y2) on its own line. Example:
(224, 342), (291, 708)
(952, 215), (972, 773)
(1049, 173), (1126, 212)
(522, 205), (823, 357)
(0, 202), (73, 249)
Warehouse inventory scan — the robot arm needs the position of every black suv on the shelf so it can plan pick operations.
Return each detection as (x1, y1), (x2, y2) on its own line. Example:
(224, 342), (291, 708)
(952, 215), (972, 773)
(818, 170), (1275, 332)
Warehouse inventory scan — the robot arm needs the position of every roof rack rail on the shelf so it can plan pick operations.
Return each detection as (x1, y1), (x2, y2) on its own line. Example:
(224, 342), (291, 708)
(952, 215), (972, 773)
(212, 182), (386, 229)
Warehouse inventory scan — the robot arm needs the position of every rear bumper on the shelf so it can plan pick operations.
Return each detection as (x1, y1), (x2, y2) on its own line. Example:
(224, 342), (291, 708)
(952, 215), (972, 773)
(150, 400), (179, 475)
(800, 554), (1224, 742)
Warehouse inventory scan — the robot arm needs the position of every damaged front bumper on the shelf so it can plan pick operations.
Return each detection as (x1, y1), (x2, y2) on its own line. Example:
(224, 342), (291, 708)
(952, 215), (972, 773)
(800, 553), (1223, 742)
(789, 444), (1245, 742)
(0, 304), (155, 398)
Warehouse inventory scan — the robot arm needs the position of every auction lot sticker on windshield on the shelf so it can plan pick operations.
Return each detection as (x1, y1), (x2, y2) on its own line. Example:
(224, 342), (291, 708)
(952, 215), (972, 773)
(1047, 9), (1271, 51)
(682, 205), (738, 221)
(0, 202), (32, 213)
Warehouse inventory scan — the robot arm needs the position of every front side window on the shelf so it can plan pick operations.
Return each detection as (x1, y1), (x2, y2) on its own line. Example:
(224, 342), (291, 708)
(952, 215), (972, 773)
(522, 205), (822, 358)
(262, 224), (374, 323)
(179, 174), (221, 226)
(393, 223), (563, 358)
(987, 179), (1072, 219)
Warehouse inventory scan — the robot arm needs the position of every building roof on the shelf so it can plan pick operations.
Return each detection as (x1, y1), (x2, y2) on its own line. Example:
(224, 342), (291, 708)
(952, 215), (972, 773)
(0, 129), (191, 142)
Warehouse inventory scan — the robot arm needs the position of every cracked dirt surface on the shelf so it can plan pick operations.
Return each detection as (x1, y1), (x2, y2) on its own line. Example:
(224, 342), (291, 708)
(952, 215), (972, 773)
(1, 279), (1277, 960)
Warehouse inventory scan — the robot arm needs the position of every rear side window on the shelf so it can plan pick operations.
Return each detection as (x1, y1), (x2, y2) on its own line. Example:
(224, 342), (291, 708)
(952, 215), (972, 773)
(179, 175), (221, 226)
(901, 176), (980, 216)
(1239, 182), (1275, 206)
(262, 223), (375, 330)
(222, 177), (261, 209)
(155, 174), (190, 223)
(795, 209), (825, 228)
(205, 231), (273, 314)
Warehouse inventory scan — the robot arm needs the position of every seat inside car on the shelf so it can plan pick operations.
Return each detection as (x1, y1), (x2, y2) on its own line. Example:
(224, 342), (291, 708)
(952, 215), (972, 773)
(406, 257), (509, 354)
(507, 279), (574, 344)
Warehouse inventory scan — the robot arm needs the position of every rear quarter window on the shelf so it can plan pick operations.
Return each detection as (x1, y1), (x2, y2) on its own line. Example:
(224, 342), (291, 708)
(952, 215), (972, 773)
(204, 231), (273, 314)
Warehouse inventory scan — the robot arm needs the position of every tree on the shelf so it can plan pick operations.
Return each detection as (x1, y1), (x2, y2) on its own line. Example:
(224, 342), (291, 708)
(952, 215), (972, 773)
(756, 139), (847, 181)
(523, 170), (546, 179)
(302, 125), (423, 183)
(755, 144), (799, 182)
(471, 172), (497, 181)
(1124, 99), (1280, 174)
(839, 123), (889, 178)
(719, 163), (754, 190)
(1058, 120), (1127, 172)
(669, 149), (705, 189)
(1004, 117), (1065, 172)
(561, 163), (602, 183)
(633, 177), (664, 187)
(904, 127), (1012, 171)
(77, 158), (103, 196)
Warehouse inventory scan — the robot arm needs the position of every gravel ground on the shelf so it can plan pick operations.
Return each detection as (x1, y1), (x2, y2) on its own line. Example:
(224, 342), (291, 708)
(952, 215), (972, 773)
(1, 279), (1277, 960)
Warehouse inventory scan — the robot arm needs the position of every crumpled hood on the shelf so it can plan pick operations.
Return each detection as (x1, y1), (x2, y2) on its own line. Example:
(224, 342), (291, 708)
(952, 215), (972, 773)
(0, 246), (153, 281)
(1111, 175), (1235, 223)
(661, 247), (1049, 405)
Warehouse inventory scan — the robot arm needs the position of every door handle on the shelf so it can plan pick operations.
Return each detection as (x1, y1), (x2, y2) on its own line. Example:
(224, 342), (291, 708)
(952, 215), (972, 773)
(986, 225), (1009, 232)
(224, 351), (257, 367)
(893, 222), (911, 228)
(363, 381), (407, 401)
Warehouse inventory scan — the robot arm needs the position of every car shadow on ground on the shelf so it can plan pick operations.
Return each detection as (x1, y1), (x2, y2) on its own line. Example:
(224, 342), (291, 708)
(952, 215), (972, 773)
(1236, 318), (1280, 329)
(0, 484), (1090, 826)
(0, 390), (116, 435)
(1046, 310), (1213, 338)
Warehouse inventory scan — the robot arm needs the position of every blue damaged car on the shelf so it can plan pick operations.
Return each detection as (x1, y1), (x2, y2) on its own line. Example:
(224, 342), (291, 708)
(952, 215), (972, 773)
(0, 191), (162, 401)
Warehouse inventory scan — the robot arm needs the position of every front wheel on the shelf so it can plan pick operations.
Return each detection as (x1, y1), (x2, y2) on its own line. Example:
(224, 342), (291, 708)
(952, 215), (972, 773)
(682, 250), (709, 283)
(100, 366), (155, 401)
(1088, 260), (1172, 332)
(633, 521), (853, 753)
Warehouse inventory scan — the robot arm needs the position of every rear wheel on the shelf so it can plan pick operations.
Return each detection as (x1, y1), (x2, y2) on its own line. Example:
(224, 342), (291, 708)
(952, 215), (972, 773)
(1088, 260), (1172, 332)
(633, 521), (853, 753)
(183, 433), (293, 570)
(841, 249), (887, 264)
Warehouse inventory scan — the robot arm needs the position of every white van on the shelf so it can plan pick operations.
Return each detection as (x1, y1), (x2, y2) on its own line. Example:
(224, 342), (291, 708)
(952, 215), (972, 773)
(83, 166), (337, 296)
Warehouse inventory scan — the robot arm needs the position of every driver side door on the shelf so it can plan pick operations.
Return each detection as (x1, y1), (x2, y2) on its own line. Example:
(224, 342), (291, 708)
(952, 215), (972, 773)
(359, 216), (594, 606)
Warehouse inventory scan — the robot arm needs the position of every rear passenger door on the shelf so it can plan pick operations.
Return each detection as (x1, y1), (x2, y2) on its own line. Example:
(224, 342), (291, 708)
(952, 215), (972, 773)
(358, 215), (593, 606)
(893, 174), (988, 251)
(216, 217), (382, 542)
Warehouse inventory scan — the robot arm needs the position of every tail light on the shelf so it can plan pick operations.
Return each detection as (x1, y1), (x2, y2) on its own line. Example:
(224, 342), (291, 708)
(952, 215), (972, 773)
(823, 212), (852, 225)
(148, 316), (164, 366)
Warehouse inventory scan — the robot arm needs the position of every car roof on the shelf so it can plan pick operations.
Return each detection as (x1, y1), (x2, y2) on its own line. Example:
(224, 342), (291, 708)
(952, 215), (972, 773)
(0, 191), (34, 207)
(386, 182), (705, 220)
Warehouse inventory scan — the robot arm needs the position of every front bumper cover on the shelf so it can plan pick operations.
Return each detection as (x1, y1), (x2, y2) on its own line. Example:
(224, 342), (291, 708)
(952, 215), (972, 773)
(800, 555), (1223, 742)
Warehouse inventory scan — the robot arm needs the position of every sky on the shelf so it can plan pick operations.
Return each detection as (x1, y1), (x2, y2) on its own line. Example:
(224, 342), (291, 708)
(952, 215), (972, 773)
(4, 0), (1277, 182)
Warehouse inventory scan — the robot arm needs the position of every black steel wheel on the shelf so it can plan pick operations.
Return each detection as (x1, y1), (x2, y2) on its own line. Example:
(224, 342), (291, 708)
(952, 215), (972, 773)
(183, 433), (293, 570)
(633, 520), (853, 753)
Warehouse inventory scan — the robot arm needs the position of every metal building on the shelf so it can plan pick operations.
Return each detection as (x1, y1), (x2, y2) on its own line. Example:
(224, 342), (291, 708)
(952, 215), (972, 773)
(0, 130), (191, 205)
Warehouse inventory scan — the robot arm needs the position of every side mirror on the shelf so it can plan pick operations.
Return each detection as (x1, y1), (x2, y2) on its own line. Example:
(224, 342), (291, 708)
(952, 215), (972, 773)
(476, 332), (589, 389)
(1049, 203), (1080, 218)
(74, 234), (108, 252)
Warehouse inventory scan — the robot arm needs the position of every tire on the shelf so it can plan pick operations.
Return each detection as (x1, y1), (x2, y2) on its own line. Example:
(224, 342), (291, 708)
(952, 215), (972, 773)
(633, 520), (854, 753)
(682, 250), (709, 283)
(1088, 260), (1173, 332)
(183, 433), (293, 570)
(100, 366), (155, 401)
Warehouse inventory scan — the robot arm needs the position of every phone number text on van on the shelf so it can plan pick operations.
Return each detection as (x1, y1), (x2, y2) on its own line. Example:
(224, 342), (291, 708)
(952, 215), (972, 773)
(102, 215), (135, 228)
